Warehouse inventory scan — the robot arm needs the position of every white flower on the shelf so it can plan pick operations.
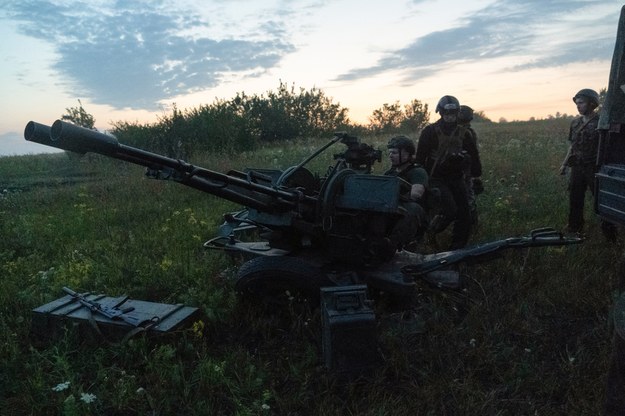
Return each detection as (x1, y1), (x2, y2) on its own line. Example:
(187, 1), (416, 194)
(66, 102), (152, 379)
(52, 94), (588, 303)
(261, 404), (271, 410)
(52, 381), (70, 392)
(469, 338), (476, 347)
(80, 392), (97, 404)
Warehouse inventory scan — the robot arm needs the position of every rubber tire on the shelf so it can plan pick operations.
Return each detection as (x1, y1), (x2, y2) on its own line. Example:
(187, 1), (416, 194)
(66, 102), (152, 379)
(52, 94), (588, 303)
(235, 256), (334, 307)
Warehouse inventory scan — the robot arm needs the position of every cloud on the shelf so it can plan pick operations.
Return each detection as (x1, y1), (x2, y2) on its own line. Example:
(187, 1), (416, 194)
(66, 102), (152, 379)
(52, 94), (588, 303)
(336, 0), (616, 83)
(5, 0), (295, 110)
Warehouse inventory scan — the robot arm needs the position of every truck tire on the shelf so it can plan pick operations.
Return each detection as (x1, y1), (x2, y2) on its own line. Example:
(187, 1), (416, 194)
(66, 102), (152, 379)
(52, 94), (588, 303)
(235, 256), (334, 306)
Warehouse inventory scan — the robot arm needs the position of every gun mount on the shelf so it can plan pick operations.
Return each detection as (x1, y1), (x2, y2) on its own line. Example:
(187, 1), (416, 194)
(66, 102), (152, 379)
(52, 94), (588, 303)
(25, 120), (582, 303)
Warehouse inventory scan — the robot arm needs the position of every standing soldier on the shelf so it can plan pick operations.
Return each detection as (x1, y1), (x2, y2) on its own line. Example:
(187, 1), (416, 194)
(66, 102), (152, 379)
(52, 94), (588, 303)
(560, 88), (602, 234)
(416, 95), (479, 249)
(457, 105), (483, 226)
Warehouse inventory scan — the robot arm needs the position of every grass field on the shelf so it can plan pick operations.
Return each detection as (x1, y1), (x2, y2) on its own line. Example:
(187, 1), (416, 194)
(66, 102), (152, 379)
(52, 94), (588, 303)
(0, 119), (621, 415)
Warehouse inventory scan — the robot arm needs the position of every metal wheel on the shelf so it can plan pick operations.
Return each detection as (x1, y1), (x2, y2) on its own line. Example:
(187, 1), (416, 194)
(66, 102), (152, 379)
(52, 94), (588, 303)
(235, 256), (334, 307)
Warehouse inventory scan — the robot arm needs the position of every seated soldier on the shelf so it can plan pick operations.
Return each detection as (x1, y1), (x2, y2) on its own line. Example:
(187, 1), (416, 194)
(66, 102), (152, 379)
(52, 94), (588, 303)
(382, 135), (429, 254)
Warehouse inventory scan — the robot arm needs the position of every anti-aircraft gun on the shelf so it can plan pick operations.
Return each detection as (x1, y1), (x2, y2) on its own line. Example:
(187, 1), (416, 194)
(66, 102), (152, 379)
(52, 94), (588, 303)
(25, 120), (581, 304)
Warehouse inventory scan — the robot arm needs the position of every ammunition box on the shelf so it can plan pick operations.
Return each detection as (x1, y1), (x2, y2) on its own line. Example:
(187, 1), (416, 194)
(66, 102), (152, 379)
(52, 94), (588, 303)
(321, 285), (379, 374)
(31, 293), (199, 343)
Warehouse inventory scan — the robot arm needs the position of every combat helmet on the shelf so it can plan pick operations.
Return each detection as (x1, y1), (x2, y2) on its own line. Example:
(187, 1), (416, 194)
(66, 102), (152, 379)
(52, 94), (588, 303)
(458, 105), (474, 123)
(387, 135), (415, 156)
(573, 89), (600, 107)
(435, 95), (460, 114)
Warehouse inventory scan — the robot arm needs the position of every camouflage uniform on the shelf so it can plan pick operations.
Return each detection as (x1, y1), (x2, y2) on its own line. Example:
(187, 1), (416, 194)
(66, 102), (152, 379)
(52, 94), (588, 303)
(416, 119), (479, 249)
(384, 163), (428, 189)
(384, 162), (429, 251)
(565, 113), (600, 232)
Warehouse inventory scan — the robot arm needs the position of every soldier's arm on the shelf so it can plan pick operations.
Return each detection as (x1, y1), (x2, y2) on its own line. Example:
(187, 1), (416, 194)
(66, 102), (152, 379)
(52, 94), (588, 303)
(463, 131), (482, 177)
(561, 121), (576, 174)
(415, 127), (432, 166)
(560, 145), (572, 175)
(410, 183), (426, 200)
(408, 167), (428, 201)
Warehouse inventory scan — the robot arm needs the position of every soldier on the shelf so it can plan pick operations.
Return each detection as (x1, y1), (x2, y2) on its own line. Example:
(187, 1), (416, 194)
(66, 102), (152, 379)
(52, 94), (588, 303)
(383, 135), (429, 253)
(385, 135), (428, 201)
(457, 105), (484, 226)
(560, 88), (603, 234)
(415, 95), (480, 249)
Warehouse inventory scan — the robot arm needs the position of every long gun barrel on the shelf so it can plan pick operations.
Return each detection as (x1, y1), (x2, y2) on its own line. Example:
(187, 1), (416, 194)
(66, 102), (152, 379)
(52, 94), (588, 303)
(25, 120), (313, 213)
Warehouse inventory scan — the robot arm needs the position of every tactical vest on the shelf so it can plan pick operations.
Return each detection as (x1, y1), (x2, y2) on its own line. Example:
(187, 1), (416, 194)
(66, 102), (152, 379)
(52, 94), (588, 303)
(385, 163), (417, 181)
(430, 125), (468, 177)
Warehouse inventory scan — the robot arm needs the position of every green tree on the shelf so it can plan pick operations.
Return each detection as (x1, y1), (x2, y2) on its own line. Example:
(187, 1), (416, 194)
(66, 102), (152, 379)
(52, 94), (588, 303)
(473, 110), (492, 123)
(368, 101), (404, 134)
(246, 81), (349, 142)
(61, 99), (95, 129)
(368, 99), (430, 134)
(401, 99), (430, 132)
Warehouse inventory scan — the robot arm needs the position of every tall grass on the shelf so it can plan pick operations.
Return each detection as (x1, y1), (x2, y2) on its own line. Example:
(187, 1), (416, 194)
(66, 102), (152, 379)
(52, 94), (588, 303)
(0, 119), (620, 415)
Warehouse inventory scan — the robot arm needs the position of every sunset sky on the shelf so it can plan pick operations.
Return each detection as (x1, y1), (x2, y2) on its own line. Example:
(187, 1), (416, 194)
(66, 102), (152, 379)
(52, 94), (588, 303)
(0, 0), (622, 155)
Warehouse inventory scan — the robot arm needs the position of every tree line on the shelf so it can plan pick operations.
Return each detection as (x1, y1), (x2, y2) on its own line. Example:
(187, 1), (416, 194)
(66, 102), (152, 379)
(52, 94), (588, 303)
(63, 82), (492, 157)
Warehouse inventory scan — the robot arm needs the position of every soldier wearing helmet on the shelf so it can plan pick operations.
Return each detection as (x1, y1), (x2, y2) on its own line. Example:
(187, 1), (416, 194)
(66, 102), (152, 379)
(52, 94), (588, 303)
(385, 135), (427, 201)
(381, 135), (429, 254)
(415, 95), (480, 249)
(560, 88), (605, 234)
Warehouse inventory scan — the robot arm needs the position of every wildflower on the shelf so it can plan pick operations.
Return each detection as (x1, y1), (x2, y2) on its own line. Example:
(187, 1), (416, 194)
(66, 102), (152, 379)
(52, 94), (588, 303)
(469, 338), (476, 347)
(80, 392), (97, 404)
(52, 381), (70, 392)
(192, 320), (205, 338)
(159, 257), (173, 271)
(261, 404), (271, 410)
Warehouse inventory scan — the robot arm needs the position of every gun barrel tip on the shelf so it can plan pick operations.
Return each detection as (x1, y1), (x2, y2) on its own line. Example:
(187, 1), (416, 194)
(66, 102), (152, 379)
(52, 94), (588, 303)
(24, 121), (35, 139)
(24, 121), (51, 142)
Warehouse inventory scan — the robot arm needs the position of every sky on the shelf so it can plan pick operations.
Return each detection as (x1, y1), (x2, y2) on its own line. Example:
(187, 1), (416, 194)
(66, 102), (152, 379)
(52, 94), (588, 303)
(0, 0), (622, 156)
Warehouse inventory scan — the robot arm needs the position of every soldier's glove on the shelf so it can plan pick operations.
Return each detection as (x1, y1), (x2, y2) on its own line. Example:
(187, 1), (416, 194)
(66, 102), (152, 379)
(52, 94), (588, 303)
(472, 177), (484, 194)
